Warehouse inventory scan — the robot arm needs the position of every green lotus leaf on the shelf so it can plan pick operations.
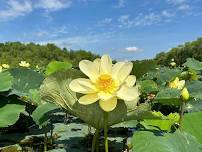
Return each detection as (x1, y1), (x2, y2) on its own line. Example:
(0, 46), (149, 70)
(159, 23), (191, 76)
(0, 71), (13, 92)
(183, 111), (202, 143)
(28, 89), (41, 105)
(132, 130), (202, 152)
(32, 102), (59, 127)
(45, 61), (72, 76)
(138, 80), (159, 94)
(156, 67), (182, 85)
(183, 58), (202, 71)
(185, 99), (202, 113)
(187, 81), (202, 100)
(111, 120), (138, 128)
(141, 112), (180, 131)
(0, 104), (25, 128)
(154, 88), (181, 105)
(9, 68), (44, 97)
(40, 70), (162, 129)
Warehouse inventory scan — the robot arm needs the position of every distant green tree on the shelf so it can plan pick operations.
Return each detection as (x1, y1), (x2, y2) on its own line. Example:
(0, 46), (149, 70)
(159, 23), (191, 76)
(0, 42), (99, 68)
(155, 37), (202, 66)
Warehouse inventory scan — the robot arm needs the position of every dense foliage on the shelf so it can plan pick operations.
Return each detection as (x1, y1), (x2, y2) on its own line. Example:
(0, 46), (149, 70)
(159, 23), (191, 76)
(155, 37), (202, 66)
(0, 42), (99, 68)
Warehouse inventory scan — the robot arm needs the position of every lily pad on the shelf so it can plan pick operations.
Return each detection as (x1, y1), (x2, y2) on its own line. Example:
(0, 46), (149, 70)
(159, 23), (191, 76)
(0, 71), (13, 92)
(9, 68), (44, 97)
(183, 111), (202, 143)
(138, 80), (159, 94)
(141, 112), (180, 131)
(187, 81), (202, 100)
(0, 104), (25, 128)
(132, 130), (202, 152)
(32, 102), (59, 127)
(45, 61), (72, 76)
(156, 67), (182, 85)
(183, 58), (202, 71)
(154, 88), (181, 106)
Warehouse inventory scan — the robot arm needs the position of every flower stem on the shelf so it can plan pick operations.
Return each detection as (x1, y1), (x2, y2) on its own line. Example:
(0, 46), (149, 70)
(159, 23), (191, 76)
(104, 112), (108, 152)
(91, 129), (99, 152)
(44, 126), (48, 152)
(50, 124), (53, 145)
(179, 100), (185, 128)
(96, 130), (100, 152)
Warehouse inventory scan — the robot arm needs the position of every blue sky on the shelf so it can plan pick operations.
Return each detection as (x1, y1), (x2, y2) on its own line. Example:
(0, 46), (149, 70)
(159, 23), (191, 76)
(0, 0), (202, 60)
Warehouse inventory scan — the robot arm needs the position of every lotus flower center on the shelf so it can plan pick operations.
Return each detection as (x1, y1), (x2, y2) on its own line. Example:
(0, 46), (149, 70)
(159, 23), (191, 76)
(96, 74), (116, 92)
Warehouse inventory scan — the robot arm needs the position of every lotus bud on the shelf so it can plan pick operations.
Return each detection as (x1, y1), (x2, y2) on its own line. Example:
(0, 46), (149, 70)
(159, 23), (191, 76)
(181, 87), (189, 101)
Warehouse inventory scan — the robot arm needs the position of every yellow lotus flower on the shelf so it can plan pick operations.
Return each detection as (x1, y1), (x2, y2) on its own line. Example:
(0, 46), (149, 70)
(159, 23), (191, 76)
(181, 87), (189, 101)
(19, 61), (30, 68)
(69, 55), (140, 112)
(169, 77), (185, 90)
(2, 64), (10, 69)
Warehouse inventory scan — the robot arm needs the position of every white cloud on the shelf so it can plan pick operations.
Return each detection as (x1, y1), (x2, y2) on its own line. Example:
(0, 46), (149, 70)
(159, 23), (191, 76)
(178, 4), (190, 10)
(0, 0), (32, 21)
(114, 0), (126, 8)
(161, 10), (174, 17)
(118, 15), (130, 22)
(166, 0), (190, 11)
(36, 31), (49, 37)
(37, 35), (99, 49)
(35, 0), (72, 12)
(118, 10), (174, 28)
(166, 0), (186, 5)
(0, 0), (73, 21)
(96, 18), (112, 27)
(125, 46), (141, 52)
(118, 15), (133, 27)
(35, 26), (68, 38)
(36, 32), (114, 50)
(135, 13), (161, 26)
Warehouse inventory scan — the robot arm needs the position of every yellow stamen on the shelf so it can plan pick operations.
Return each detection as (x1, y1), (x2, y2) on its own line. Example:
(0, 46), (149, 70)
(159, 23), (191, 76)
(96, 74), (117, 93)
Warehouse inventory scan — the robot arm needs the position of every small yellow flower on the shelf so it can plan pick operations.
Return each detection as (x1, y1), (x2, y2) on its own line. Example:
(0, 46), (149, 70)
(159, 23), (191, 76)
(181, 87), (189, 101)
(0, 66), (2, 72)
(36, 65), (40, 69)
(170, 61), (176, 67)
(169, 77), (185, 90)
(69, 54), (140, 112)
(2, 64), (10, 69)
(19, 61), (30, 68)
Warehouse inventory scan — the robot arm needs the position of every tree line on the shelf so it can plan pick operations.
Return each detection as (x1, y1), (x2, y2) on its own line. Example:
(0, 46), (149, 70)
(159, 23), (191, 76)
(0, 42), (99, 68)
(155, 37), (202, 66)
